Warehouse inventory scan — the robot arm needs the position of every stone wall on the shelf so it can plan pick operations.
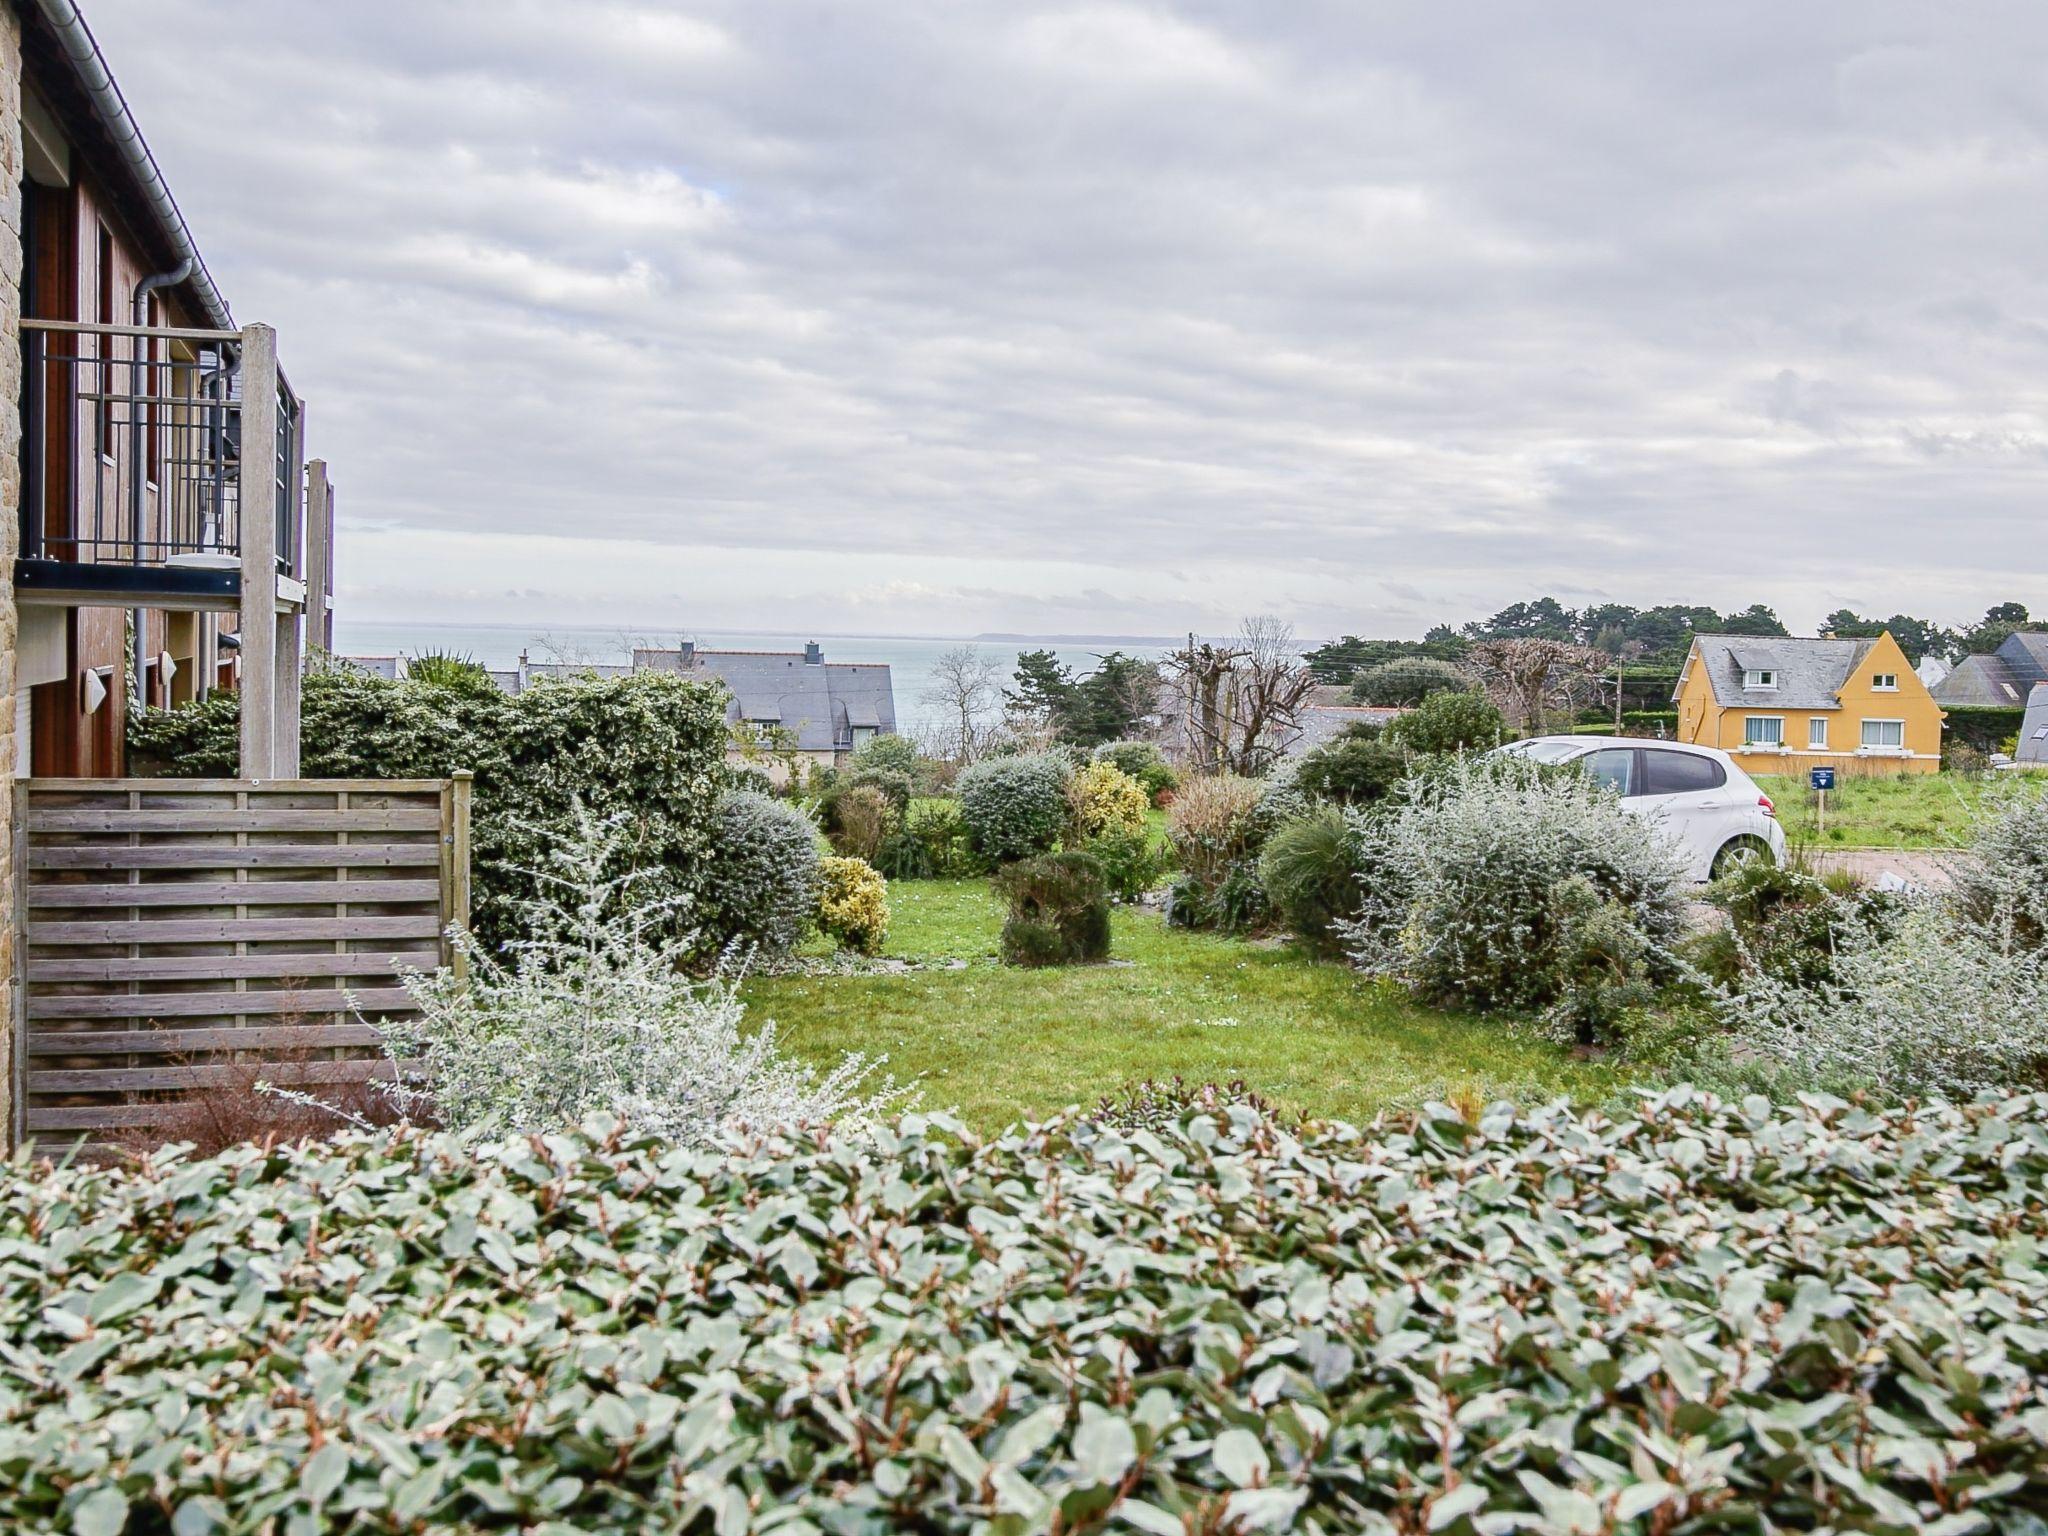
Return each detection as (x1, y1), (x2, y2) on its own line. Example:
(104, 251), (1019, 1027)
(0, 4), (22, 1150)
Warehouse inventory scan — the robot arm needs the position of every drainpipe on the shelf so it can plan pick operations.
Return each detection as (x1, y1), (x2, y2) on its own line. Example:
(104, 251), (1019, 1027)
(129, 258), (194, 705)
(31, 0), (233, 330)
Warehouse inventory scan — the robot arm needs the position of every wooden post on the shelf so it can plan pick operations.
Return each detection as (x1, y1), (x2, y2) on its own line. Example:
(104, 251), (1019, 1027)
(304, 459), (332, 654)
(237, 323), (279, 779)
(449, 770), (473, 980)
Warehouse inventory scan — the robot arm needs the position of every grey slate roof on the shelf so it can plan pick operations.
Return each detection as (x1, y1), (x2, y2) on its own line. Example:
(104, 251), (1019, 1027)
(1933, 654), (2028, 708)
(633, 645), (897, 754)
(2021, 684), (2048, 765)
(2006, 632), (2048, 691)
(1283, 704), (1406, 756)
(1681, 634), (1876, 711)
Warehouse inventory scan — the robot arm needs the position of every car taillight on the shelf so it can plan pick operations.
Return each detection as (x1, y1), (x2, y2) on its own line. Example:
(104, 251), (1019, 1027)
(1758, 793), (1775, 817)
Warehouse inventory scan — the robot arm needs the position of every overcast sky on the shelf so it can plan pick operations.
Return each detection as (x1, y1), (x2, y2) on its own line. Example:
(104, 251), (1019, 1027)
(88, 1), (2048, 640)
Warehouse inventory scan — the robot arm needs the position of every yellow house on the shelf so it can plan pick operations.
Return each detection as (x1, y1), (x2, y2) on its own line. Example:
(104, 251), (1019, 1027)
(1673, 632), (1945, 776)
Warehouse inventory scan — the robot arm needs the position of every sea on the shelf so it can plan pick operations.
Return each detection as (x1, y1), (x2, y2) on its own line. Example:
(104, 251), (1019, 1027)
(332, 620), (1179, 737)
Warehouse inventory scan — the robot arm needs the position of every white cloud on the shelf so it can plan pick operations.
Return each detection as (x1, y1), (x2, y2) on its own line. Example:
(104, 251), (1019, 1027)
(81, 0), (2048, 639)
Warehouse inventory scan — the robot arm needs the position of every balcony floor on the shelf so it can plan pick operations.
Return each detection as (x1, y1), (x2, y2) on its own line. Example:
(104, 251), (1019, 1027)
(14, 557), (240, 611)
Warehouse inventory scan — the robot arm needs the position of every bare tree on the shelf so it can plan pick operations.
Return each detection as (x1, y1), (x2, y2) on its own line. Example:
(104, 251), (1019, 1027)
(1165, 615), (1317, 775)
(1469, 638), (1607, 732)
(921, 644), (1005, 765)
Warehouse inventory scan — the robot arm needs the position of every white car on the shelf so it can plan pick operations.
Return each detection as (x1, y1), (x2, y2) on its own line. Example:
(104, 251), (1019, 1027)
(1497, 736), (1786, 881)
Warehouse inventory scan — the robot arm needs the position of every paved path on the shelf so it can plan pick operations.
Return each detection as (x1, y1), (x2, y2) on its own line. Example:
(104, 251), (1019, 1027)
(1804, 848), (1962, 889)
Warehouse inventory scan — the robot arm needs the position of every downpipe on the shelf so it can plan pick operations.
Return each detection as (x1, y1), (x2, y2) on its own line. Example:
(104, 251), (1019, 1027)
(129, 258), (194, 706)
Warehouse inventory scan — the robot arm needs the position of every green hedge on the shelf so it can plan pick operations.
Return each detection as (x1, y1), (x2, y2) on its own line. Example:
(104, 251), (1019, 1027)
(5, 1090), (2046, 1531)
(1944, 705), (2028, 755)
(128, 667), (729, 953)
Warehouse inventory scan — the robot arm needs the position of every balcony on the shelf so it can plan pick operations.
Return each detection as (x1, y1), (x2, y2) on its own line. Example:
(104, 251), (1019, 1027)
(16, 317), (305, 611)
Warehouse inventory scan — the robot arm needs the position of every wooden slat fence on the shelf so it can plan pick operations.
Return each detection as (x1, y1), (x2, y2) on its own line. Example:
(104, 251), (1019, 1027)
(11, 777), (470, 1154)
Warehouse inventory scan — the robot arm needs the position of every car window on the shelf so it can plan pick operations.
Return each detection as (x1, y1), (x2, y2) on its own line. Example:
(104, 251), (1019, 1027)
(1507, 740), (1585, 764)
(1582, 748), (1636, 796)
(1640, 749), (1726, 796)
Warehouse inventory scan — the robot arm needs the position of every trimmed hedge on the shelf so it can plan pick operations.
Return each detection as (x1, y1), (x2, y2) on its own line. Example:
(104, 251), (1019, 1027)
(1946, 705), (2028, 755)
(4, 1091), (2047, 1531)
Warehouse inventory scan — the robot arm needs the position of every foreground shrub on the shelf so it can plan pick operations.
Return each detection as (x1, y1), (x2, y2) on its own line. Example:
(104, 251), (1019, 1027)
(875, 799), (983, 880)
(1697, 857), (1902, 991)
(1164, 774), (1270, 930)
(1342, 757), (1688, 1037)
(370, 812), (886, 1140)
(997, 851), (1111, 965)
(957, 752), (1070, 862)
(1382, 688), (1504, 754)
(697, 789), (821, 957)
(1256, 804), (1368, 948)
(1092, 738), (1178, 799)
(1082, 825), (1171, 902)
(1950, 778), (2048, 948)
(8, 1091), (2048, 1533)
(817, 854), (889, 955)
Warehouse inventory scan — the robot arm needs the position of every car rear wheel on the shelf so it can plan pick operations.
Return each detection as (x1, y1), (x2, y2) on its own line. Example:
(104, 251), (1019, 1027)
(1711, 835), (1775, 880)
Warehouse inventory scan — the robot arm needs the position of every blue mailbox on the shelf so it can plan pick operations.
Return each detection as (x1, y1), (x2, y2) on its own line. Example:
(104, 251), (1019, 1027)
(1810, 766), (1836, 791)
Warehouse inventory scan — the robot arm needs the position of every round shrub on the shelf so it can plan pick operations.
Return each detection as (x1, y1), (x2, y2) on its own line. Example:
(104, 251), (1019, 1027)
(1342, 756), (1689, 1038)
(1294, 735), (1408, 806)
(997, 851), (1112, 966)
(1092, 739), (1178, 799)
(1349, 656), (1472, 707)
(846, 733), (921, 779)
(1383, 690), (1504, 755)
(697, 790), (822, 958)
(1082, 826), (1171, 902)
(1067, 760), (1150, 839)
(957, 753), (1071, 863)
(817, 855), (889, 955)
(1257, 805), (1368, 948)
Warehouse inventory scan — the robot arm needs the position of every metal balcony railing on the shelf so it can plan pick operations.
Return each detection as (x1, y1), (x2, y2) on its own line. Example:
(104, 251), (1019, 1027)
(18, 318), (302, 576)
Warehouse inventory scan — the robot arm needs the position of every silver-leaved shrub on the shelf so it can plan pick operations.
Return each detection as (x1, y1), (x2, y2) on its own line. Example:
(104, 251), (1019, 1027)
(5, 1089), (2046, 1531)
(696, 788), (822, 957)
(1341, 755), (1689, 1035)
(1710, 781), (2048, 1097)
(373, 810), (890, 1141)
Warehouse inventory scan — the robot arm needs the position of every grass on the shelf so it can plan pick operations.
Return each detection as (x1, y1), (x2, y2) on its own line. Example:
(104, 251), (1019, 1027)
(748, 879), (1617, 1132)
(1755, 771), (1989, 849)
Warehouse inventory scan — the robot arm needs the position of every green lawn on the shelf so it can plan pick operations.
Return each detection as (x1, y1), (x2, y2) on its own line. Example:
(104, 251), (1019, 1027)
(1754, 771), (1988, 849)
(748, 880), (1615, 1132)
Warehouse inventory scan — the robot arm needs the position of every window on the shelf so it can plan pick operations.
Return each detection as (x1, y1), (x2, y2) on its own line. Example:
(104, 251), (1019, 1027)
(1808, 718), (1828, 749)
(1581, 748), (1636, 796)
(1861, 719), (1905, 750)
(1640, 749), (1725, 796)
(1742, 669), (1777, 690)
(1744, 716), (1784, 748)
(1872, 673), (1898, 691)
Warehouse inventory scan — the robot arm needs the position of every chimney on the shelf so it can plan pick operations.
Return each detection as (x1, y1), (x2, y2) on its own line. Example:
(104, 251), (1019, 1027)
(804, 641), (822, 665)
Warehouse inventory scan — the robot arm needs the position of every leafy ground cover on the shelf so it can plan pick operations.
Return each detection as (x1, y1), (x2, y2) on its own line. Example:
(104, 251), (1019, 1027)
(1756, 770), (1988, 848)
(6, 1092), (2045, 1533)
(751, 880), (1613, 1128)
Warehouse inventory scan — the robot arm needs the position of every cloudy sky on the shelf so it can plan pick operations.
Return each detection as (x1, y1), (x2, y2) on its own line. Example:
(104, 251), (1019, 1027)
(89, 1), (2048, 640)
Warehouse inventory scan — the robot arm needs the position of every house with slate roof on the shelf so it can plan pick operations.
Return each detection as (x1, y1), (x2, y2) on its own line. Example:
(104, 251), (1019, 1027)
(1930, 631), (2048, 710)
(1672, 631), (1944, 776)
(2018, 684), (2048, 768)
(498, 641), (896, 777)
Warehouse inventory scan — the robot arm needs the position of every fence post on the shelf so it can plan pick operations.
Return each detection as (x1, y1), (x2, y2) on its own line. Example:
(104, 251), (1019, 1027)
(237, 323), (279, 778)
(449, 770), (473, 980)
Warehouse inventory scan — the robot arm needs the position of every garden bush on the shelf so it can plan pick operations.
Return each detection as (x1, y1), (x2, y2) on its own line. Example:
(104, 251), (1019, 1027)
(1293, 733), (1408, 806)
(1949, 778), (2048, 948)
(846, 732), (922, 781)
(696, 790), (822, 958)
(1081, 825), (1171, 902)
(1164, 773), (1271, 931)
(957, 752), (1071, 862)
(8, 1091), (2048, 1533)
(129, 667), (731, 957)
(1341, 756), (1689, 1039)
(369, 811), (885, 1142)
(1348, 655), (1470, 706)
(1256, 804), (1368, 948)
(1698, 858), (1902, 991)
(1091, 738), (1178, 799)
(997, 851), (1112, 965)
(828, 782), (897, 864)
(817, 854), (890, 955)
(874, 799), (983, 880)
(1066, 759), (1150, 839)
(1382, 688), (1504, 754)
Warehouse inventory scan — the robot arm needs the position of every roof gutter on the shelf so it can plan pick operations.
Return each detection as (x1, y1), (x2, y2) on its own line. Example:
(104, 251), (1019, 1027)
(30, 0), (234, 330)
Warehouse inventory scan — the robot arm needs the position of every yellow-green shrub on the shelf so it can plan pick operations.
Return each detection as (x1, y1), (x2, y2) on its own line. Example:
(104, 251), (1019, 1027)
(817, 855), (889, 955)
(1067, 760), (1149, 839)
